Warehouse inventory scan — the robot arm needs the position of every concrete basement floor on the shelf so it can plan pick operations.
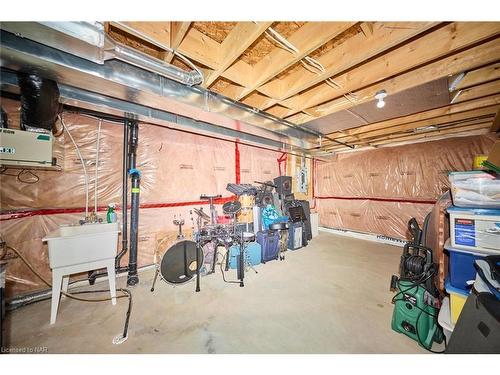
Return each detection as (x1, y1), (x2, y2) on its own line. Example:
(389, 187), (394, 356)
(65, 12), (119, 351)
(4, 232), (430, 354)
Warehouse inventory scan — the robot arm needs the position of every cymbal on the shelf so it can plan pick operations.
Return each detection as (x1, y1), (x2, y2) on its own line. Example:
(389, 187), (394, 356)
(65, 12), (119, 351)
(222, 200), (241, 214)
(193, 207), (210, 221)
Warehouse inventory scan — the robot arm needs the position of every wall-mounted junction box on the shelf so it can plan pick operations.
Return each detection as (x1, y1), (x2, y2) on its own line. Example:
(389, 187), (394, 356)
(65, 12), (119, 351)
(0, 128), (55, 168)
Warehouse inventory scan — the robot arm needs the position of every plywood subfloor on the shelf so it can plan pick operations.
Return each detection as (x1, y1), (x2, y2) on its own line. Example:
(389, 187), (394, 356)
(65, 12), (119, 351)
(4, 233), (430, 354)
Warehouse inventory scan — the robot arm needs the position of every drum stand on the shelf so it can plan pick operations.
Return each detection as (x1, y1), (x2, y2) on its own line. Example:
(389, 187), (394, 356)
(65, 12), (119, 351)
(173, 216), (185, 240)
(195, 240), (201, 292)
(237, 233), (245, 287)
(236, 232), (260, 287)
(200, 194), (221, 225)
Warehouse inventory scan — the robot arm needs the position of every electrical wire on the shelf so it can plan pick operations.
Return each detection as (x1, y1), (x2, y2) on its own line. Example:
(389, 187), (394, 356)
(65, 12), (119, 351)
(264, 28), (299, 54)
(59, 114), (89, 219)
(0, 168), (40, 184)
(17, 169), (39, 184)
(262, 25), (353, 101)
(5, 244), (132, 343)
(263, 27), (330, 77)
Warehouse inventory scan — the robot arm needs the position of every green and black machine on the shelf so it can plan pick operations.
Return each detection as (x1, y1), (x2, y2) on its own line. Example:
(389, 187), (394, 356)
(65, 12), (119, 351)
(390, 218), (444, 351)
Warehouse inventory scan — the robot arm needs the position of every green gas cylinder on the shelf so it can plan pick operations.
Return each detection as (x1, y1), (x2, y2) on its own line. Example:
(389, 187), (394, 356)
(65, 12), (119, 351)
(391, 280), (444, 350)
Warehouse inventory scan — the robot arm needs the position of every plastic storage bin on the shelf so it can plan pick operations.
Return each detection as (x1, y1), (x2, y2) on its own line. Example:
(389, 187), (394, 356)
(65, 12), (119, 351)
(445, 278), (470, 325)
(448, 171), (500, 208)
(447, 206), (500, 253)
(445, 240), (485, 290)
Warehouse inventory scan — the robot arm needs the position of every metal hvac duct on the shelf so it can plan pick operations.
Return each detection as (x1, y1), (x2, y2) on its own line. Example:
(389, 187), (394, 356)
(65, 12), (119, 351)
(0, 22), (203, 86)
(0, 22), (327, 152)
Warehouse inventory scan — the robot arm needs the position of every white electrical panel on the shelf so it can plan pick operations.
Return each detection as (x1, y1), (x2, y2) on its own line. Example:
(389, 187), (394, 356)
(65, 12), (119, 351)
(0, 128), (54, 168)
(296, 157), (308, 193)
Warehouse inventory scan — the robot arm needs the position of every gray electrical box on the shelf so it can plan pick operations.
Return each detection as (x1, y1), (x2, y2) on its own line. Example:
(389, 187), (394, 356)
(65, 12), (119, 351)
(0, 128), (54, 168)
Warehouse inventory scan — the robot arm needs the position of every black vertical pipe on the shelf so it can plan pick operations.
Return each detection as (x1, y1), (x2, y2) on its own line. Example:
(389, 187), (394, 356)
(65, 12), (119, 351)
(0, 261), (6, 350)
(127, 119), (140, 286)
(115, 118), (129, 268)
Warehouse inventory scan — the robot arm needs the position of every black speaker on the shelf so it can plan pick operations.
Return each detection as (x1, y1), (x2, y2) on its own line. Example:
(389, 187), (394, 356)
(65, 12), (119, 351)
(274, 176), (292, 196)
(297, 200), (312, 241)
(256, 192), (273, 207)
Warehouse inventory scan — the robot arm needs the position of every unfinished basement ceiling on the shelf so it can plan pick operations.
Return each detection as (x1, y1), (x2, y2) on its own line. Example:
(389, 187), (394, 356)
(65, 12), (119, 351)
(2, 21), (497, 155)
(103, 21), (500, 154)
(303, 77), (452, 134)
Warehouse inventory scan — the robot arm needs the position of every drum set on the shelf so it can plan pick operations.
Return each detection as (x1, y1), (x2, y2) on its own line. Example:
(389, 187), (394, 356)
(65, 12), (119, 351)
(150, 194), (255, 293)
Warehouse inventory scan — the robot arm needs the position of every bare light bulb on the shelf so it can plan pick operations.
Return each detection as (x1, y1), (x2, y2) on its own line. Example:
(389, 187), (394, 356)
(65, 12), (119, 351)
(374, 89), (387, 109)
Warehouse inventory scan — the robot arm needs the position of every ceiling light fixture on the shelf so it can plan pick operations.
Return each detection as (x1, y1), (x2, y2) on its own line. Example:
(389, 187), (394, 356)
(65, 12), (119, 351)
(375, 90), (387, 108)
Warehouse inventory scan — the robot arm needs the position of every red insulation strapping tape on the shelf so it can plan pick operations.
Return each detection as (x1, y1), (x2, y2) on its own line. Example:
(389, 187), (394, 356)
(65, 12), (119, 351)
(313, 196), (437, 205)
(0, 196), (237, 221)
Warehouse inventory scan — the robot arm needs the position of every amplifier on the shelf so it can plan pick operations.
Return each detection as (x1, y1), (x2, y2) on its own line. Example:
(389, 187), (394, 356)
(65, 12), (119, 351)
(297, 200), (312, 241)
(274, 176), (292, 196)
(288, 222), (303, 250)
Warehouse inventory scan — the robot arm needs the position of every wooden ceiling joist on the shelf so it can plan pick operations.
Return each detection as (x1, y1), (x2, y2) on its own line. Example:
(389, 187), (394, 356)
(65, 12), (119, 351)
(294, 40), (500, 123)
(492, 108), (500, 132)
(328, 116), (496, 150)
(105, 21), (499, 150)
(203, 22), (273, 88)
(280, 22), (500, 119)
(368, 122), (492, 147)
(359, 22), (374, 38)
(176, 27), (221, 69)
(325, 93), (500, 142)
(323, 105), (499, 151)
(453, 79), (500, 103)
(331, 118), (494, 150)
(230, 22), (356, 101)
(455, 62), (500, 90)
(258, 22), (438, 103)
(164, 22), (191, 63)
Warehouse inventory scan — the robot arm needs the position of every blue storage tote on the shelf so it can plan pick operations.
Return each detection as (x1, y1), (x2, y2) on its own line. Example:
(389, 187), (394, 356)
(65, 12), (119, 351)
(228, 242), (261, 269)
(445, 240), (485, 290)
(447, 206), (500, 252)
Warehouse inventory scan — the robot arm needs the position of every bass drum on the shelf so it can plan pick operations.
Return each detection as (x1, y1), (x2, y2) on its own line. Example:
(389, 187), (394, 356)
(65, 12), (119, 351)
(159, 240), (204, 285)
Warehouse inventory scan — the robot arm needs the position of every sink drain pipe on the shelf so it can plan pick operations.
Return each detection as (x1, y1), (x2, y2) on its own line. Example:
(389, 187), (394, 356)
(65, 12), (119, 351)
(127, 118), (140, 287)
(115, 117), (130, 269)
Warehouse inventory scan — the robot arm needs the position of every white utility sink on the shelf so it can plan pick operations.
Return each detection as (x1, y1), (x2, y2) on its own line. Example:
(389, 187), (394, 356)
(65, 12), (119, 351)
(43, 222), (120, 269)
(42, 222), (120, 324)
